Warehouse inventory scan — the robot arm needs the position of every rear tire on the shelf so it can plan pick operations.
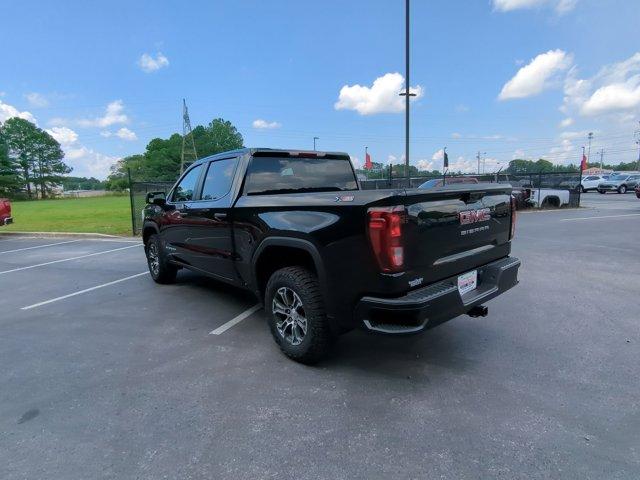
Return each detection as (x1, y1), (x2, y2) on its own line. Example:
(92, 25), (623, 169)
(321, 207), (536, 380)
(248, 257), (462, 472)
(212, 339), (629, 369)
(145, 234), (177, 284)
(598, 189), (606, 194)
(265, 267), (334, 364)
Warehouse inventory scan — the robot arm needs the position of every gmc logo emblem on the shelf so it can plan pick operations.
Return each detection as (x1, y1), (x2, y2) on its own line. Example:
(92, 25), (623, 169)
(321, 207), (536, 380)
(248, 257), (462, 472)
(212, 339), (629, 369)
(459, 208), (491, 225)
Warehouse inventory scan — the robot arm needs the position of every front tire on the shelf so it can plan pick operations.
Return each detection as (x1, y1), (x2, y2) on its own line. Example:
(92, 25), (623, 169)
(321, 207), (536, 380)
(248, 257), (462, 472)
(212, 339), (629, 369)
(618, 185), (627, 194)
(145, 234), (177, 284)
(265, 267), (334, 364)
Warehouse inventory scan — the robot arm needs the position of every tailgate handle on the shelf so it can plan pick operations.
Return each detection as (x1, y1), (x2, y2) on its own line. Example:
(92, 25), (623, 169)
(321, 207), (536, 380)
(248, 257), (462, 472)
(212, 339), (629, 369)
(214, 212), (227, 220)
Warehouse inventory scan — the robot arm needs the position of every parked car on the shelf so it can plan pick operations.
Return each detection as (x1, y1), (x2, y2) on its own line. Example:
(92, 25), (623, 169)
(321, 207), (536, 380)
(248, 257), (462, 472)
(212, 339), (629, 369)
(0, 198), (12, 225)
(560, 175), (609, 193)
(142, 148), (520, 363)
(418, 177), (479, 189)
(598, 173), (640, 194)
(635, 184), (640, 199)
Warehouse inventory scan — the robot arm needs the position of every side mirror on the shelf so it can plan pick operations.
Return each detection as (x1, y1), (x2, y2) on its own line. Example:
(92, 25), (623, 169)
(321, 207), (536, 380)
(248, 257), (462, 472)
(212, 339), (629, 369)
(146, 191), (166, 206)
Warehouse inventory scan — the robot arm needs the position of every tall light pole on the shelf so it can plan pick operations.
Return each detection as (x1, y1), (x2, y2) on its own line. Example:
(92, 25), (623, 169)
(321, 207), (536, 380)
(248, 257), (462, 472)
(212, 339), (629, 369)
(476, 151), (486, 174)
(587, 132), (593, 162)
(635, 122), (640, 171)
(313, 136), (319, 151)
(597, 148), (604, 169)
(398, 0), (415, 187)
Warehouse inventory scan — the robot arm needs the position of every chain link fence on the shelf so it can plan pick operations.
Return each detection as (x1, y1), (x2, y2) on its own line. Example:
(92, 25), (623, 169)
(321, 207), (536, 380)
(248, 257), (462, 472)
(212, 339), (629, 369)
(129, 180), (174, 235)
(127, 171), (582, 235)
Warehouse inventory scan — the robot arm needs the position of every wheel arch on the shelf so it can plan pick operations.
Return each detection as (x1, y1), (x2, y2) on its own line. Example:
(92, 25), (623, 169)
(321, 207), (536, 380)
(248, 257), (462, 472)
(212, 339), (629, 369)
(252, 237), (331, 311)
(142, 221), (159, 245)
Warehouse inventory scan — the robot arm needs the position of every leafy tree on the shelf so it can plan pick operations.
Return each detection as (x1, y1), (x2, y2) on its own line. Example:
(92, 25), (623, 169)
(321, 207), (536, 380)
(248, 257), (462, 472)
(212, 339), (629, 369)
(0, 127), (21, 194)
(0, 117), (71, 198)
(107, 118), (244, 187)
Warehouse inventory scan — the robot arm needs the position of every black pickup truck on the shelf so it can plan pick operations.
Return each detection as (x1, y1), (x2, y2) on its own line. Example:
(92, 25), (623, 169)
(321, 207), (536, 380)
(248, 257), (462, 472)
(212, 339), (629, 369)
(142, 148), (520, 363)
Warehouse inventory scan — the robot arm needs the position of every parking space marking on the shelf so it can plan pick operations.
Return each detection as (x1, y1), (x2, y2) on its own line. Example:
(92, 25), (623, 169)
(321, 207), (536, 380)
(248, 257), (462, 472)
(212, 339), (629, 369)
(560, 213), (640, 222)
(21, 272), (149, 310)
(209, 304), (262, 335)
(0, 239), (82, 254)
(0, 244), (142, 275)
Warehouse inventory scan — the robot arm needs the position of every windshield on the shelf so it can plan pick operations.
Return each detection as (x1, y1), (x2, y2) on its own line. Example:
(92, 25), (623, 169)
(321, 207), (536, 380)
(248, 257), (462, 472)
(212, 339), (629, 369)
(245, 156), (358, 195)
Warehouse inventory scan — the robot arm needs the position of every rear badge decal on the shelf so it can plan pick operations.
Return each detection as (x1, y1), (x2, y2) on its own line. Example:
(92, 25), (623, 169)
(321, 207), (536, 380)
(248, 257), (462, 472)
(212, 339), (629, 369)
(335, 195), (355, 202)
(408, 277), (423, 288)
(459, 208), (491, 225)
(461, 225), (489, 236)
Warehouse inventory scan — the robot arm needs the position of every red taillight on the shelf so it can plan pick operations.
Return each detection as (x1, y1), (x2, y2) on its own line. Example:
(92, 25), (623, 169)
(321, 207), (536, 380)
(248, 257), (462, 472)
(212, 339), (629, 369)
(367, 206), (405, 272)
(509, 196), (517, 240)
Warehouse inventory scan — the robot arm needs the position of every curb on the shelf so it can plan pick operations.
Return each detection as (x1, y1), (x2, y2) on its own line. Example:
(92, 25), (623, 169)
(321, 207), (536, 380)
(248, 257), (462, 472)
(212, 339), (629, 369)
(0, 231), (139, 241)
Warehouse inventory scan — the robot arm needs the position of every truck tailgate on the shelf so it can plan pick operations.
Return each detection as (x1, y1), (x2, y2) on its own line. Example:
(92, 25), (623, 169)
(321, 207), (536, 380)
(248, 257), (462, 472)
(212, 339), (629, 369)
(400, 184), (513, 284)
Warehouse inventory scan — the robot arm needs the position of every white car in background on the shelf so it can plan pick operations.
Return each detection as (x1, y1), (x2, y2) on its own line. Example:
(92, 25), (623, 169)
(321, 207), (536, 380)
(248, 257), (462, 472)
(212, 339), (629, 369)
(580, 175), (609, 192)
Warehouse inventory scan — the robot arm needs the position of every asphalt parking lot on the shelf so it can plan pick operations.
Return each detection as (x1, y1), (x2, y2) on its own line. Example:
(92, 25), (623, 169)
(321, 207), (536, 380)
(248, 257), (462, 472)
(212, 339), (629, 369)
(1, 193), (639, 480)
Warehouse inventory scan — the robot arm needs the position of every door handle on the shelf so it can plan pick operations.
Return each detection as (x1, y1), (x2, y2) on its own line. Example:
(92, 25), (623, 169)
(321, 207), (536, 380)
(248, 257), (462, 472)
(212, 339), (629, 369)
(213, 212), (227, 220)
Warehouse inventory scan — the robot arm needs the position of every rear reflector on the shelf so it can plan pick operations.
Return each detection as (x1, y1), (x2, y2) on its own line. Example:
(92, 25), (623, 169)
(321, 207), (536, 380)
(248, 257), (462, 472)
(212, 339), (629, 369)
(509, 195), (517, 240)
(367, 206), (405, 272)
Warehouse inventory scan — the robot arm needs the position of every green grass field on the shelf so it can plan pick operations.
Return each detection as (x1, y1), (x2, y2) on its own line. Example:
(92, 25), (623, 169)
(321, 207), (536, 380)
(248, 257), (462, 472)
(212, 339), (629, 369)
(3, 195), (133, 236)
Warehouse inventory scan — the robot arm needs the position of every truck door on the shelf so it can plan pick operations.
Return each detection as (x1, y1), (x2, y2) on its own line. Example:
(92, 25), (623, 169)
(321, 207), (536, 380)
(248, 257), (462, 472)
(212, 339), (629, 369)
(183, 157), (239, 283)
(162, 163), (205, 266)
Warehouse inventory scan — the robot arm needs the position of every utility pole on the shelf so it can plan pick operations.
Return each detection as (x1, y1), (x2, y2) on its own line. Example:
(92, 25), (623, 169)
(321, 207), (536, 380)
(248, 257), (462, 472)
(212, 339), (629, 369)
(597, 148), (604, 169)
(635, 122), (640, 171)
(398, 0), (416, 187)
(587, 132), (593, 163)
(313, 136), (319, 151)
(476, 151), (486, 175)
(180, 99), (198, 174)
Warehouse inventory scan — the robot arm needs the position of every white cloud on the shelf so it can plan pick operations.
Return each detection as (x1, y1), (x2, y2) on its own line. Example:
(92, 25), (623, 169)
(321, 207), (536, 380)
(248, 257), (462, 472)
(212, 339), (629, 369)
(451, 132), (462, 139)
(138, 52), (169, 73)
(416, 159), (436, 171)
(116, 127), (137, 140)
(0, 100), (36, 123)
(335, 72), (423, 115)
(492, 0), (577, 14)
(65, 146), (119, 178)
(499, 50), (572, 100)
(581, 82), (640, 116)
(559, 117), (574, 128)
(252, 119), (282, 129)
(431, 148), (445, 161)
(24, 92), (49, 108)
(46, 126), (78, 146)
(78, 100), (129, 128)
(561, 53), (640, 121)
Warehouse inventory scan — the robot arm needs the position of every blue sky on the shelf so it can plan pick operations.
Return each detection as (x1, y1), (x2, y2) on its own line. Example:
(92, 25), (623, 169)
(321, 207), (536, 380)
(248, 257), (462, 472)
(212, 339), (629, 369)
(1, 0), (639, 178)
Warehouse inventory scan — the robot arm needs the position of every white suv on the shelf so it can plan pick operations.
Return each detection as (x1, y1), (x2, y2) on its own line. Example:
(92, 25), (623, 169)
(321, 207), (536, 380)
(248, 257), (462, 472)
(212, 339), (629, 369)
(580, 175), (609, 192)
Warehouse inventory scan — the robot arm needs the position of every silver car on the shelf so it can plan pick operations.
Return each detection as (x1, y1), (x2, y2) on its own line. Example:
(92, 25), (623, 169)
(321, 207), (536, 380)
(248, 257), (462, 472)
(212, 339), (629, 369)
(597, 173), (640, 194)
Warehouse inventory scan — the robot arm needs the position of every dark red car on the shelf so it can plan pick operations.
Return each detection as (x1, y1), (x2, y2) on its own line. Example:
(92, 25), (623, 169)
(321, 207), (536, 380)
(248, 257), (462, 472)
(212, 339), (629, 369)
(0, 198), (12, 225)
(636, 184), (640, 199)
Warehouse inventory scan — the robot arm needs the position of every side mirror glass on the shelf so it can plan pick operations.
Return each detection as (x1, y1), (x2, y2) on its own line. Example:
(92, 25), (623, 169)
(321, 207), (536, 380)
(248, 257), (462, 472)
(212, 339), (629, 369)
(146, 191), (166, 206)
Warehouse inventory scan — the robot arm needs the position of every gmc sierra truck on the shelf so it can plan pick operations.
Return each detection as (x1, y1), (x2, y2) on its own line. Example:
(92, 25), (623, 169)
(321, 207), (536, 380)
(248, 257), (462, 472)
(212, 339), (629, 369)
(142, 148), (520, 363)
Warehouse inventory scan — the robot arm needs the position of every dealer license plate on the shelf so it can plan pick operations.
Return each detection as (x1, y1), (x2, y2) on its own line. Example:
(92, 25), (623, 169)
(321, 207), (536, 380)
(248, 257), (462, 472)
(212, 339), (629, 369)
(458, 270), (478, 295)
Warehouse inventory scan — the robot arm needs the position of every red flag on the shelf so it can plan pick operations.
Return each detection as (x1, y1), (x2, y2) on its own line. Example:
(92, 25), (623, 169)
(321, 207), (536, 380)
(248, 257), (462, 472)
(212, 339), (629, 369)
(365, 152), (372, 170)
(580, 153), (587, 171)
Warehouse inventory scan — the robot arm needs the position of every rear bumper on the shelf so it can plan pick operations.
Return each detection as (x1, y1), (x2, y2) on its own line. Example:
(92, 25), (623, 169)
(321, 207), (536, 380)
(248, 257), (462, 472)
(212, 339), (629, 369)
(354, 256), (520, 334)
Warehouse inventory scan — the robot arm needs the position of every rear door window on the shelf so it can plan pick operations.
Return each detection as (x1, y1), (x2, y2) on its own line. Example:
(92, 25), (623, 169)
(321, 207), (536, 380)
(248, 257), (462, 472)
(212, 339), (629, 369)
(200, 158), (237, 201)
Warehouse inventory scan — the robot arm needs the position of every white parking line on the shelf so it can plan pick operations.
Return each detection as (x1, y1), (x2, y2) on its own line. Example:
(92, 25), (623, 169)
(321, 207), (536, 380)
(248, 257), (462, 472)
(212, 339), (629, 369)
(209, 304), (262, 335)
(0, 244), (142, 275)
(560, 213), (640, 222)
(21, 272), (149, 310)
(0, 239), (82, 254)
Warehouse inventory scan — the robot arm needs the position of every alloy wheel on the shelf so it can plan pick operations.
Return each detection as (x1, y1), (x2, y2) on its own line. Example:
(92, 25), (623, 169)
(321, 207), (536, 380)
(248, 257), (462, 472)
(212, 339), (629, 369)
(147, 243), (160, 276)
(272, 287), (308, 346)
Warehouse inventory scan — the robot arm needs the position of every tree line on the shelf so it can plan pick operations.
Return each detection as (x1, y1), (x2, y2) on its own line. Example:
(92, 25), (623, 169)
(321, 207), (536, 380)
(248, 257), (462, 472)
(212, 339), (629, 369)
(0, 118), (72, 198)
(106, 118), (244, 190)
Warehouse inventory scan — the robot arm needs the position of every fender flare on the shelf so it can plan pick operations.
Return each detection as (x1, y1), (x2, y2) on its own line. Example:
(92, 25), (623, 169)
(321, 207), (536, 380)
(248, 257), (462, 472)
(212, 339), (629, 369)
(251, 237), (333, 317)
(141, 221), (160, 243)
